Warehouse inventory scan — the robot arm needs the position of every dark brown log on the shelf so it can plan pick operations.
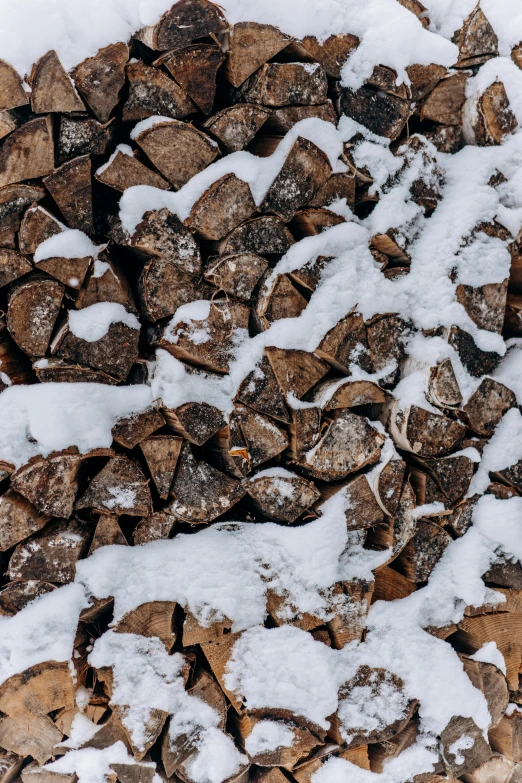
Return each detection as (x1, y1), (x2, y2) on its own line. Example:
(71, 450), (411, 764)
(255, 273), (308, 330)
(0, 660), (74, 718)
(406, 63), (446, 102)
(260, 137), (331, 222)
(0, 580), (55, 616)
(223, 403), (289, 474)
(122, 62), (196, 123)
(131, 208), (201, 275)
(505, 292), (522, 335)
(140, 435), (182, 499)
(0, 248), (32, 289)
(461, 378), (516, 436)
(235, 354), (290, 424)
(162, 402), (225, 446)
(441, 716), (492, 777)
(95, 147), (169, 192)
(10, 450), (83, 517)
(296, 34), (360, 78)
(76, 254), (137, 312)
(453, 4), (498, 67)
(266, 102), (337, 134)
(460, 656), (508, 729)
(204, 253), (267, 302)
(57, 115), (115, 166)
(133, 119), (218, 189)
(225, 23), (292, 88)
(288, 255), (333, 294)
(29, 50), (85, 113)
(319, 474), (384, 531)
(218, 215), (294, 256)
(427, 358), (463, 409)
(0, 184), (44, 227)
(43, 155), (93, 234)
(339, 86), (410, 141)
(248, 469), (320, 523)
(387, 400), (466, 457)
(186, 174), (256, 240)
(465, 81), (518, 146)
(239, 62), (328, 107)
(448, 325), (502, 377)
(396, 518), (452, 582)
(457, 281), (508, 334)
(133, 510), (176, 544)
(424, 124), (464, 153)
(76, 456), (152, 516)
(111, 407), (165, 449)
(420, 72), (468, 125)
(366, 313), (410, 384)
(315, 311), (371, 373)
(7, 274), (64, 357)
(266, 346), (329, 399)
(161, 44), (224, 115)
(36, 255), (91, 290)
(8, 518), (90, 582)
(366, 480), (416, 563)
(71, 43), (129, 123)
(34, 357), (118, 384)
(308, 172), (356, 209)
(18, 204), (62, 255)
(203, 104), (271, 152)
(0, 60), (29, 111)
(0, 116), (54, 187)
(0, 490), (50, 551)
(0, 714), (62, 764)
(137, 0), (228, 51)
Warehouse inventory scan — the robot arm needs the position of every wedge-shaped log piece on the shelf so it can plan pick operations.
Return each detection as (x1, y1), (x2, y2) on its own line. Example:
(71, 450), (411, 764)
(95, 147), (169, 192)
(110, 765), (155, 783)
(287, 406), (321, 468)
(367, 480), (416, 563)
(396, 518), (452, 582)
(0, 248), (32, 288)
(34, 358), (117, 385)
(315, 311), (371, 373)
(0, 752), (23, 783)
(0, 490), (50, 551)
(288, 254), (333, 293)
(373, 565), (416, 603)
(242, 716), (320, 769)
(200, 633), (243, 711)
(248, 469), (320, 523)
(448, 325), (502, 377)
(368, 719), (419, 773)
(460, 656), (508, 729)
(218, 215), (294, 256)
(7, 274), (64, 356)
(21, 766), (76, 783)
(29, 50), (85, 113)
(0, 319), (32, 387)
(260, 137), (331, 222)
(293, 747), (370, 783)
(134, 119), (218, 189)
(137, 0), (228, 50)
(410, 453), (474, 507)
(36, 255), (91, 290)
(183, 611), (232, 648)
(339, 86), (410, 141)
(112, 407), (165, 449)
(441, 716), (492, 777)
(420, 72), (468, 125)
(88, 512), (127, 555)
(461, 377), (516, 436)
(297, 34), (360, 78)
(326, 579), (375, 649)
(230, 403), (289, 473)
(19, 205), (62, 255)
(11, 450), (83, 517)
(490, 709), (522, 761)
(0, 580), (55, 616)
(76, 254), (136, 312)
(457, 281), (508, 334)
(427, 358), (463, 409)
(9, 518), (90, 582)
(162, 402), (225, 446)
(453, 4), (498, 67)
(162, 44), (224, 115)
(79, 710), (131, 752)
(406, 63), (446, 102)
(300, 410), (385, 481)
(76, 456), (152, 516)
(314, 378), (388, 410)
(186, 174), (256, 240)
(462, 754), (516, 783)
(131, 208), (201, 276)
(122, 62), (196, 123)
(374, 457), (406, 517)
(114, 602), (176, 651)
(204, 253), (267, 302)
(236, 355), (290, 424)
(0, 184), (44, 224)
(204, 104), (271, 152)
(239, 62), (328, 107)
(154, 299), (249, 373)
(140, 435), (182, 499)
(0, 714), (62, 764)
(0, 60), (28, 111)
(319, 474), (384, 531)
(0, 116), (54, 187)
(455, 613), (522, 690)
(366, 313), (410, 385)
(267, 102), (337, 133)
(387, 400), (466, 457)
(255, 273), (308, 330)
(43, 155), (93, 234)
(57, 115), (115, 166)
(266, 347), (329, 399)
(225, 23), (292, 87)
(308, 172), (356, 210)
(465, 81), (518, 145)
(169, 443), (245, 524)
(71, 43), (129, 122)
(0, 660), (74, 718)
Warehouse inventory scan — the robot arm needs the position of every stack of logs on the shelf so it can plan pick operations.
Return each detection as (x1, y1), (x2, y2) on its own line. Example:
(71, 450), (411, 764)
(0, 1), (521, 782)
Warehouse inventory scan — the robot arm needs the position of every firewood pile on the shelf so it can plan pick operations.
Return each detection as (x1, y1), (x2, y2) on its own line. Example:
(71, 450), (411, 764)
(1, 1), (522, 782)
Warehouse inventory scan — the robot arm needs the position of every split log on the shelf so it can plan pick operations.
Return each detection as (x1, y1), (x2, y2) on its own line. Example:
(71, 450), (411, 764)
(464, 81), (518, 146)
(238, 63), (328, 107)
(248, 470), (320, 523)
(293, 746), (370, 782)
(57, 115), (115, 165)
(366, 314), (410, 385)
(490, 710), (522, 762)
(287, 406), (322, 462)
(0, 490), (50, 551)
(71, 43), (129, 123)
(373, 457), (406, 517)
(76, 254), (136, 312)
(95, 147), (169, 192)
(111, 407), (165, 449)
(368, 719), (418, 772)
(427, 358), (463, 409)
(133, 119), (218, 189)
(425, 124), (464, 153)
(130, 208), (201, 276)
(133, 510), (176, 544)
(0, 183), (44, 226)
(29, 50), (85, 113)
(293, 34), (360, 78)
(0, 660), (74, 717)
(338, 86), (411, 141)
(36, 254), (91, 290)
(76, 456), (152, 516)
(441, 715), (492, 777)
(461, 754), (516, 783)
(0, 116), (54, 187)
(136, 0), (228, 51)
(218, 403), (289, 475)
(313, 378), (389, 411)
(0, 248), (32, 289)
(461, 378), (516, 435)
(420, 73), (468, 125)
(139, 247), (210, 320)
(0, 580), (55, 616)
(7, 274), (64, 357)
(0, 714), (62, 764)
(43, 155), (93, 234)
(235, 355), (290, 424)
(308, 172), (356, 209)
(0, 60), (28, 111)
(161, 44), (224, 115)
(88, 512), (127, 554)
(161, 402), (225, 446)
(409, 453), (474, 507)
(505, 293), (522, 336)
(290, 207), (344, 239)
(110, 765), (155, 783)
(225, 23), (292, 88)
(373, 565), (416, 603)
(288, 254), (333, 294)
(18, 205), (62, 255)
(366, 480), (417, 563)
(460, 656), (509, 729)
(453, 5), (498, 67)
(387, 401), (466, 457)
(326, 580), (374, 648)
(406, 63), (446, 103)
(395, 518), (452, 582)
(255, 273), (308, 330)
(315, 311), (371, 373)
(0, 752), (23, 783)
(266, 347), (329, 399)
(203, 104), (271, 152)
(122, 62), (196, 123)
(114, 601), (176, 651)
(319, 474), (384, 531)
(265, 102), (337, 134)
(218, 215), (294, 256)
(454, 614), (522, 690)
(448, 325), (502, 377)
(204, 253), (268, 302)
(183, 611), (232, 647)
(10, 450), (83, 517)
(457, 279), (507, 334)
(8, 518), (91, 582)
(185, 174), (256, 240)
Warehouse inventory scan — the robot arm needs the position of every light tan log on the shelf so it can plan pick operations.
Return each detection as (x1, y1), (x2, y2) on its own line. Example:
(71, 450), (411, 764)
(76, 456), (152, 516)
(0, 116), (54, 187)
(29, 50), (85, 113)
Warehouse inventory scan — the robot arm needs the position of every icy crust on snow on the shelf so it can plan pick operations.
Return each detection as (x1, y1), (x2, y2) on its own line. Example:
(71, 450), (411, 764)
(68, 302), (140, 342)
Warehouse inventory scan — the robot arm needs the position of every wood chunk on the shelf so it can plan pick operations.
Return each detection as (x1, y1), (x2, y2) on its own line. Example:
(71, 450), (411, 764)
(260, 137), (331, 221)
(21, 766), (76, 783)
(441, 716), (492, 777)
(0, 714), (62, 764)
(34, 358), (118, 384)
(248, 470), (320, 523)
(122, 62), (196, 123)
(411, 453), (474, 507)
(162, 402), (226, 446)
(183, 611), (232, 647)
(218, 215), (295, 256)
(200, 633), (243, 711)
(235, 355), (290, 424)
(228, 403), (289, 473)
(7, 274), (64, 356)
(453, 4), (498, 67)
(462, 754), (516, 783)
(242, 716), (320, 769)
(425, 124), (464, 153)
(461, 377), (516, 436)
(140, 260), (211, 323)
(373, 565), (416, 603)
(89, 512), (127, 554)
(43, 155), (93, 234)
(460, 656), (509, 729)
(255, 273), (308, 330)
(80, 710), (131, 752)
(11, 451), (82, 517)
(139, 436), (182, 500)
(339, 86), (410, 141)
(75, 254), (136, 312)
(133, 510), (176, 544)
(320, 474), (384, 531)
(313, 378), (388, 410)
(406, 63), (446, 102)
(0, 752), (23, 783)
(19, 205), (62, 255)
(239, 62), (328, 107)
(505, 292), (522, 336)
(427, 358), (463, 409)
(369, 718), (419, 772)
(186, 173), (256, 240)
(290, 207), (344, 239)
(315, 311), (371, 373)
(71, 43), (129, 122)
(57, 115), (115, 165)
(293, 747), (370, 783)
(464, 81), (518, 146)
(29, 50), (85, 113)
(204, 253), (268, 302)
(0, 248), (32, 288)
(396, 518), (452, 582)
(95, 148), (169, 192)
(0, 184), (44, 226)
(8, 518), (90, 582)
(327, 579), (374, 648)
(455, 614), (522, 690)
(137, 0), (228, 51)
(490, 710), (522, 761)
(168, 443), (245, 524)
(287, 406), (324, 466)
(76, 456), (152, 516)
(308, 172), (356, 210)
(110, 765), (155, 783)
(0, 580), (55, 616)
(0, 60), (28, 111)
(225, 23), (292, 88)
(131, 208), (201, 276)
(374, 458), (406, 518)
(266, 102), (337, 134)
(0, 318), (32, 388)
(366, 314), (410, 385)
(448, 325), (502, 377)
(0, 660), (74, 718)
(297, 34), (360, 78)
(420, 72), (468, 125)
(387, 401), (466, 457)
(0, 116), (54, 187)
(204, 104), (271, 152)
(134, 119), (218, 189)
(161, 44), (224, 115)
(111, 407), (165, 449)
(114, 601), (176, 651)
(367, 480), (416, 563)
(266, 347), (329, 399)
(0, 112), (17, 143)
(0, 490), (50, 551)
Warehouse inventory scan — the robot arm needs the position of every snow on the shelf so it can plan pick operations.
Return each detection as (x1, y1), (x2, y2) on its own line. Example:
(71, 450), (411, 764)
(244, 721), (294, 756)
(130, 115), (176, 139)
(34, 229), (103, 261)
(447, 735), (474, 766)
(46, 742), (140, 783)
(183, 728), (247, 783)
(470, 641), (507, 675)
(68, 302), (140, 342)
(467, 408), (522, 496)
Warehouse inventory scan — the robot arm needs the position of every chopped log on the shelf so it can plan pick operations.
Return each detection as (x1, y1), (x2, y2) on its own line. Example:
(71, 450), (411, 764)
(153, 299), (249, 374)
(373, 565), (416, 603)
(326, 580), (374, 648)
(18, 205), (62, 255)
(43, 155), (93, 234)
(8, 518), (91, 582)
(290, 207), (345, 239)
(374, 457), (406, 517)
(0, 714), (62, 764)
(131, 208), (201, 276)
(186, 174), (256, 240)
(462, 754), (515, 783)
(0, 490), (50, 552)
(161, 44), (224, 115)
(266, 347), (329, 400)
(454, 614), (522, 690)
(110, 765), (155, 783)
(235, 355), (290, 424)
(76, 254), (137, 312)
(425, 124), (464, 153)
(441, 715), (492, 777)
(0, 184), (44, 226)
(29, 50), (85, 113)
(0, 580), (55, 616)
(218, 215), (295, 256)
(0, 60), (28, 111)
(204, 253), (267, 302)
(36, 255), (91, 290)
(460, 656), (508, 729)
(248, 470), (320, 523)
(420, 72), (468, 125)
(288, 406), (321, 462)
(168, 443), (245, 524)
(366, 313), (410, 385)
(57, 115), (115, 165)
(448, 325), (502, 377)
(308, 172), (356, 210)
(266, 102), (337, 134)
(387, 401), (466, 457)
(183, 610), (232, 647)
(114, 601), (176, 651)
(453, 5), (498, 67)
(0, 116), (54, 187)
(319, 474), (384, 531)
(427, 358), (463, 409)
(338, 86), (411, 141)
(225, 23), (292, 88)
(409, 453), (474, 507)
(80, 710), (131, 752)
(368, 718), (418, 772)
(162, 402), (225, 446)
(315, 311), (371, 373)
(397, 0), (430, 26)
(122, 62), (196, 123)
(260, 137), (331, 222)
(226, 403), (289, 473)
(133, 510), (176, 544)
(71, 43), (129, 122)
(0, 248), (32, 289)
(395, 518), (452, 582)
(21, 766), (76, 783)
(490, 710), (522, 762)
(137, 0), (228, 50)
(464, 81), (518, 146)
(242, 716), (320, 769)
(7, 273), (64, 356)
(505, 293), (522, 336)
(133, 119), (218, 190)
(313, 378), (388, 410)
(288, 254), (333, 294)
(200, 633), (243, 711)
(10, 450), (83, 517)
(406, 63), (446, 102)
(366, 480), (416, 562)
(88, 512), (127, 554)
(255, 273), (308, 330)
(457, 280), (508, 334)
(76, 456), (152, 516)
(295, 34), (360, 78)
(203, 104), (271, 153)
(461, 378), (516, 436)
(293, 746), (370, 783)
(111, 407), (165, 449)
(0, 660), (74, 719)
(95, 147), (169, 192)
(239, 62), (328, 107)
(34, 357), (118, 384)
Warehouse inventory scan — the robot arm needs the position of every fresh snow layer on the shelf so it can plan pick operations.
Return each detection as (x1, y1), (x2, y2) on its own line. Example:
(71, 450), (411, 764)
(68, 302), (140, 342)
(244, 721), (295, 756)
(34, 228), (103, 261)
